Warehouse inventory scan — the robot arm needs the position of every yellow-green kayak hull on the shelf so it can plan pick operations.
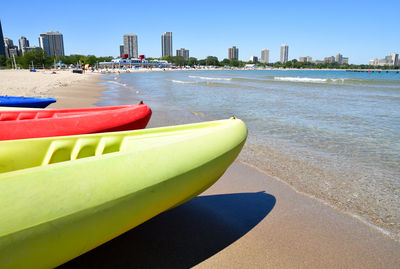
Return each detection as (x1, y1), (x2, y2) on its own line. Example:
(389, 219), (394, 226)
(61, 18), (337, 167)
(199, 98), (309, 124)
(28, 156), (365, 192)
(0, 118), (247, 268)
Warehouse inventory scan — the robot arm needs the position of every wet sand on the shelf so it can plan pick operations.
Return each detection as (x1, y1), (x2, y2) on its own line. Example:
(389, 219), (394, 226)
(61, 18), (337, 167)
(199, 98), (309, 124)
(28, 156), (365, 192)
(46, 74), (104, 109)
(5, 72), (399, 268)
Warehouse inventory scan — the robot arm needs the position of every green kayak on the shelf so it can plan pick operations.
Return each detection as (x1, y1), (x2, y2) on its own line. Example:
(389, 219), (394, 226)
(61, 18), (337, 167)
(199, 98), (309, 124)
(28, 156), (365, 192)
(0, 118), (247, 268)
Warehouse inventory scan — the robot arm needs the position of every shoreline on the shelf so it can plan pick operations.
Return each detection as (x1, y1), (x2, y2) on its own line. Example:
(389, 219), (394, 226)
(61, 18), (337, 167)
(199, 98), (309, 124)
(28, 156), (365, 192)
(1, 70), (399, 267)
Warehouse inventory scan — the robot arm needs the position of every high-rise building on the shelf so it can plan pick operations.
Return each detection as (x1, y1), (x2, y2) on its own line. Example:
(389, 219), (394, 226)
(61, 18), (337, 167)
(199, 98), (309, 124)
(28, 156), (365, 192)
(3, 38), (19, 58)
(39, 31), (64, 57)
(280, 44), (289, 63)
(161, 32), (173, 57)
(280, 44), (289, 64)
(228, 46), (239, 60)
(324, 56), (335, 63)
(123, 34), (138, 58)
(176, 48), (189, 60)
(390, 53), (399, 66)
(18, 36), (30, 55)
(119, 45), (124, 57)
(260, 49), (269, 63)
(0, 20), (6, 58)
(342, 57), (349, 64)
(336, 53), (343, 64)
(3, 37), (13, 47)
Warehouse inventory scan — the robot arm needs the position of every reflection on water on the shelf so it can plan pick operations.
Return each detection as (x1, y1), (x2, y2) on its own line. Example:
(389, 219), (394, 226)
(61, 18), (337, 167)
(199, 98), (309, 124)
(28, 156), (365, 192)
(97, 69), (400, 241)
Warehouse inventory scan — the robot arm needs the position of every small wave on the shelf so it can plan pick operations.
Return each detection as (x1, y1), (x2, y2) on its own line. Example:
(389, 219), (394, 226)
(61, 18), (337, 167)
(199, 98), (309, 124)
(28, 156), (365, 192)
(274, 77), (328, 83)
(189, 75), (232, 81)
(273, 76), (400, 85)
(106, 80), (128, 87)
(171, 79), (196, 84)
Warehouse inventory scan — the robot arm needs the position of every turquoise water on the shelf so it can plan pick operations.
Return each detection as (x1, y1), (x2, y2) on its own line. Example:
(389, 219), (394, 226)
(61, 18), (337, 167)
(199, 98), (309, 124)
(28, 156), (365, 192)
(98, 69), (400, 240)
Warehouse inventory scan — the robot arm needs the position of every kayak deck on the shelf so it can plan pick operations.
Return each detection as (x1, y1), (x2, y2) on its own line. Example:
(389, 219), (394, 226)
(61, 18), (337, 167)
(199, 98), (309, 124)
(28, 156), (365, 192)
(0, 118), (247, 269)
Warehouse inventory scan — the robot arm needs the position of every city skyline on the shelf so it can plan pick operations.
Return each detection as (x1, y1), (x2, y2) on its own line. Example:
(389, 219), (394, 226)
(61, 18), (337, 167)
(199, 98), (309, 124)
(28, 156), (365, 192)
(1, 23), (397, 66)
(1, 0), (400, 64)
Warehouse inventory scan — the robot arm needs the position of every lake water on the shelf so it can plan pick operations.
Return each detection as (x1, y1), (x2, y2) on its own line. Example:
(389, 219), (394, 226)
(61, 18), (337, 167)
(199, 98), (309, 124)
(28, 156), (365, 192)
(98, 69), (400, 241)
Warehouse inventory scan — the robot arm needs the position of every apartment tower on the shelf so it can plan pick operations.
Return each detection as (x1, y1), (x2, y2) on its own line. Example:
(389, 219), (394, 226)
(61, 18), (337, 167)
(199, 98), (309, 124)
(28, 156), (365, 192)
(260, 49), (269, 63)
(176, 48), (189, 60)
(123, 34), (138, 58)
(39, 31), (64, 57)
(18, 36), (30, 55)
(161, 32), (173, 57)
(280, 44), (289, 63)
(336, 53), (343, 64)
(228, 46), (239, 60)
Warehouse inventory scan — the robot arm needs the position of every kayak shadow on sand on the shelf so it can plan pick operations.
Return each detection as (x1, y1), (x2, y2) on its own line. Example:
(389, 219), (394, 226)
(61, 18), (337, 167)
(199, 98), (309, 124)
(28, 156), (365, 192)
(59, 191), (276, 269)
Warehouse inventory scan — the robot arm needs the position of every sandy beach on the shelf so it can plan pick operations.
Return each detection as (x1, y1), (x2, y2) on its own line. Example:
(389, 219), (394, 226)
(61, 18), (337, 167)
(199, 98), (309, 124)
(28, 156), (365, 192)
(1, 69), (399, 268)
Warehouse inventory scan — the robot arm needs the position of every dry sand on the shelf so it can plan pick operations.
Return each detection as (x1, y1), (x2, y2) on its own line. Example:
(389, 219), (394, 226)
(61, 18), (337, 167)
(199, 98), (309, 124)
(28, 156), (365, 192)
(0, 69), (101, 98)
(1, 70), (399, 268)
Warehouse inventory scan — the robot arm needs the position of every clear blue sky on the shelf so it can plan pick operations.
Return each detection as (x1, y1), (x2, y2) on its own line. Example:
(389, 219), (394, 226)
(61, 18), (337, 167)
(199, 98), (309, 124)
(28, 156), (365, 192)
(2, 0), (399, 64)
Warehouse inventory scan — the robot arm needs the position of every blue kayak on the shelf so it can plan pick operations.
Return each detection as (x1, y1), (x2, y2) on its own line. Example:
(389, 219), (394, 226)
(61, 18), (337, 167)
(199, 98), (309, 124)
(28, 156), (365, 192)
(0, 95), (56, 108)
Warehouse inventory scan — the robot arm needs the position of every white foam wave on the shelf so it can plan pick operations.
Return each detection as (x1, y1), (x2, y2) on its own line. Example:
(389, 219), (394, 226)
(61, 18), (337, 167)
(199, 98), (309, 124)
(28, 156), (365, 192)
(171, 79), (196, 84)
(274, 76), (327, 83)
(189, 75), (232, 81)
(106, 80), (128, 87)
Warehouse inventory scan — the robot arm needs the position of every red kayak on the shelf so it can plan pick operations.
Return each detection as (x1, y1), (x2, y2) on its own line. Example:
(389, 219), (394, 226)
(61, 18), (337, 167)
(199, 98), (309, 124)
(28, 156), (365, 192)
(0, 103), (152, 141)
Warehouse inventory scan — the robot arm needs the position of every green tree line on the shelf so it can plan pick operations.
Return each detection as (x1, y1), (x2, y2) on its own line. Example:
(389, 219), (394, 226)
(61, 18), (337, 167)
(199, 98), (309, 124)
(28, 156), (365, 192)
(0, 49), (113, 69)
(161, 56), (252, 68)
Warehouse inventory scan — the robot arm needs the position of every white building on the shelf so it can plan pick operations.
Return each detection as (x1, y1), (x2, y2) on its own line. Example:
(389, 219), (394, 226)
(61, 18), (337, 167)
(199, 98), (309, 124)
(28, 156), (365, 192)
(299, 56), (312, 63)
(280, 44), (289, 63)
(260, 49), (269, 63)
(123, 34), (138, 58)
(389, 53), (399, 66)
(369, 53), (399, 66)
(161, 32), (173, 57)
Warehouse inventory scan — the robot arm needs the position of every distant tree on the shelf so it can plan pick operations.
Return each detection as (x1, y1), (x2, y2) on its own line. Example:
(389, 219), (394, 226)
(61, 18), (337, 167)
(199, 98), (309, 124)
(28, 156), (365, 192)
(85, 55), (97, 66)
(205, 56), (219, 66)
(162, 56), (173, 63)
(97, 56), (113, 63)
(6, 57), (14, 68)
(230, 59), (240, 67)
(173, 56), (185, 66)
(21, 49), (48, 68)
(221, 58), (230, 66)
(187, 57), (198, 66)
